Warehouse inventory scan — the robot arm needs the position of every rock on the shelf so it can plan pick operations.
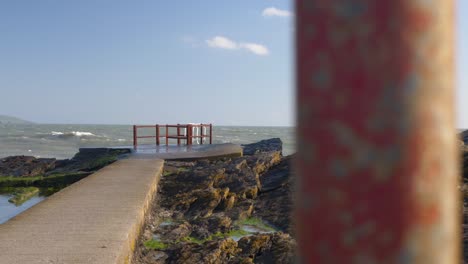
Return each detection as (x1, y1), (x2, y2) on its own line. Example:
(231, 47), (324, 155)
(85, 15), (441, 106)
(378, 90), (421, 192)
(254, 155), (294, 233)
(186, 188), (227, 218)
(460, 130), (468, 144)
(246, 151), (282, 176)
(226, 200), (254, 221)
(237, 234), (272, 257)
(232, 233), (296, 264)
(166, 222), (192, 241)
(52, 148), (130, 173)
(259, 155), (293, 192)
(141, 251), (169, 264)
(160, 167), (224, 196)
(0, 156), (56, 177)
(168, 239), (240, 264)
(215, 193), (236, 211)
(133, 139), (297, 263)
(242, 138), (283, 156)
(253, 233), (297, 264)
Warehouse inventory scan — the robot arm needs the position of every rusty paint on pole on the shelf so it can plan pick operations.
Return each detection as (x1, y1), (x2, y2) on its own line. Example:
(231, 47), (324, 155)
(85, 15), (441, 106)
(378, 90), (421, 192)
(295, 1), (458, 263)
(133, 125), (137, 150)
(156, 124), (160, 145)
(177, 124), (181, 145)
(210, 124), (213, 144)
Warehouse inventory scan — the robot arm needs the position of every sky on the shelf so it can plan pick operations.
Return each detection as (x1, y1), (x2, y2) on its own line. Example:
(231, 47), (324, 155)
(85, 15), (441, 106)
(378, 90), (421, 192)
(0, 1), (293, 126)
(0, 1), (466, 127)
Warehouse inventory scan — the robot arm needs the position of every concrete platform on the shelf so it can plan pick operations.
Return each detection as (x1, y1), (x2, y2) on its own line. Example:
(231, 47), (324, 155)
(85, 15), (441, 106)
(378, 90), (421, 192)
(131, 143), (243, 160)
(0, 157), (164, 264)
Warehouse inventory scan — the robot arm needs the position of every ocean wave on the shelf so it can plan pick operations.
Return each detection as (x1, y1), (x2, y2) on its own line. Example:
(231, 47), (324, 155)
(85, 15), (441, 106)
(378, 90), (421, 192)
(50, 131), (97, 138)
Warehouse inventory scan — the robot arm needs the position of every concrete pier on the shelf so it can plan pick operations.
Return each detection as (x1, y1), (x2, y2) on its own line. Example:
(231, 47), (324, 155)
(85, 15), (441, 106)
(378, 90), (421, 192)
(0, 157), (164, 264)
(0, 143), (243, 263)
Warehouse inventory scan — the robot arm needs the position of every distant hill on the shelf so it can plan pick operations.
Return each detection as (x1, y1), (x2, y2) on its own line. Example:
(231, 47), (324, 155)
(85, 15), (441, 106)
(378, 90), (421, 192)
(0, 115), (34, 125)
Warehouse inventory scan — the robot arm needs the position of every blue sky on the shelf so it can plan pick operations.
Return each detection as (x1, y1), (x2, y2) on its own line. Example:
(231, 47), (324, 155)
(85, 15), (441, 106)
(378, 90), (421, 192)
(0, 1), (293, 126)
(0, 1), (466, 127)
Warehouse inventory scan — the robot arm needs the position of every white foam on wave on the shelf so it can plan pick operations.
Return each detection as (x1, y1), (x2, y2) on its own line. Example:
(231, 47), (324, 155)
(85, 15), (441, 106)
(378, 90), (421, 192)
(50, 131), (97, 137)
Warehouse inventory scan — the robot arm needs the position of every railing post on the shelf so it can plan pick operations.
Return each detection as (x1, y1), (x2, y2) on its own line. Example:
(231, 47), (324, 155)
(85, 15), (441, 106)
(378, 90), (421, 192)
(200, 124), (204, 145)
(177, 124), (181, 145)
(187, 124), (192, 145)
(156, 124), (160, 146)
(165, 125), (168, 145)
(296, 0), (457, 263)
(209, 124), (212, 144)
(133, 125), (137, 150)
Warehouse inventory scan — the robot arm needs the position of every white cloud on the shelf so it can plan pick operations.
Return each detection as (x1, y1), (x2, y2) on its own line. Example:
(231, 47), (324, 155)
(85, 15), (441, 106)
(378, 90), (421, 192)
(262, 7), (293, 18)
(239, 43), (269, 56)
(206, 36), (269, 56)
(206, 36), (238, 50)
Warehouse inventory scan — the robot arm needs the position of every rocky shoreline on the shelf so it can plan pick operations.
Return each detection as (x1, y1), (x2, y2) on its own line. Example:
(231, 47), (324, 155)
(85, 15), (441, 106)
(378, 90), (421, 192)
(7, 136), (468, 263)
(133, 138), (297, 264)
(0, 148), (130, 205)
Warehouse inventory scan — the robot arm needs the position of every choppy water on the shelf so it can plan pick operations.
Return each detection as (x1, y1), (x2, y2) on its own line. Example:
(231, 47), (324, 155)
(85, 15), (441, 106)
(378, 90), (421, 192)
(0, 194), (45, 224)
(0, 124), (295, 159)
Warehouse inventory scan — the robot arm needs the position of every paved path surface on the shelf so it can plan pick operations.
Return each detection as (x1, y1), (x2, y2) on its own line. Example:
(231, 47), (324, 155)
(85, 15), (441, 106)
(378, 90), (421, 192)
(0, 157), (164, 264)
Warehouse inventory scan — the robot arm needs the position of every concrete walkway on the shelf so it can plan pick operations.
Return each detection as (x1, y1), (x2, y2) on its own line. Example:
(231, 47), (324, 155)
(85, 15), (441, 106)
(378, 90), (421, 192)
(0, 157), (164, 264)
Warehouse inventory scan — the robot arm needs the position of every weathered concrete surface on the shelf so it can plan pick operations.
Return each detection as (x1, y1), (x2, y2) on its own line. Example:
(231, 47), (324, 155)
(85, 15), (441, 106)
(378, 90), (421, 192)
(132, 143), (243, 160)
(0, 157), (164, 264)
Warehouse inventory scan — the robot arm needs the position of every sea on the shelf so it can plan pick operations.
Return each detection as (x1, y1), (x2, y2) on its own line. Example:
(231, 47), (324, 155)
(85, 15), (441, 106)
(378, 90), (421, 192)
(0, 124), (295, 159)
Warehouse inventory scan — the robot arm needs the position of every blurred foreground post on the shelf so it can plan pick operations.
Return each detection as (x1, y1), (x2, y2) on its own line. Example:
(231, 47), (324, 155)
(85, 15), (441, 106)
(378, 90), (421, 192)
(295, 1), (458, 263)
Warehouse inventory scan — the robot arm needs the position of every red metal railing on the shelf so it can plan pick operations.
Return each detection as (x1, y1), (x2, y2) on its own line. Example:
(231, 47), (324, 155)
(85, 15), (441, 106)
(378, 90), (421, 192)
(132, 123), (212, 150)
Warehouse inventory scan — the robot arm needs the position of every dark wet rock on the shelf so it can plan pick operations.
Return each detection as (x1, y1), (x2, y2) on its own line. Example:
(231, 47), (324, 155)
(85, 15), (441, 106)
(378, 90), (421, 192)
(259, 155), (293, 192)
(254, 157), (294, 232)
(460, 130), (468, 144)
(242, 138), (283, 156)
(215, 193), (236, 211)
(140, 251), (169, 264)
(133, 139), (296, 263)
(0, 156), (56, 177)
(167, 239), (240, 264)
(225, 200), (254, 221)
(185, 188), (228, 218)
(0, 148), (131, 189)
(246, 151), (282, 176)
(166, 222), (192, 241)
(52, 148), (130, 173)
(250, 233), (297, 264)
(237, 234), (272, 258)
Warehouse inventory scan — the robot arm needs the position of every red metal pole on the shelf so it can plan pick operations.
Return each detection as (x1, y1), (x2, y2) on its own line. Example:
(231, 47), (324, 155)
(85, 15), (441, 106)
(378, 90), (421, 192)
(165, 125), (168, 145)
(296, 0), (457, 263)
(187, 124), (192, 145)
(156, 125), (160, 146)
(200, 124), (204, 145)
(177, 124), (181, 145)
(133, 125), (137, 150)
(209, 124), (212, 144)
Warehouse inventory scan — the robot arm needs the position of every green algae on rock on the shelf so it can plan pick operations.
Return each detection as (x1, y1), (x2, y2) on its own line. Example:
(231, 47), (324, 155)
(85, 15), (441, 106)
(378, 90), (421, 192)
(7, 187), (40, 206)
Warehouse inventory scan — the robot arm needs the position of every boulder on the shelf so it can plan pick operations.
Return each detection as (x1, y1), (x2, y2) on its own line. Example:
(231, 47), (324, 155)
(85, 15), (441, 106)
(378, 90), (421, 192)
(0, 156), (56, 177)
(242, 138), (283, 156)
(168, 239), (240, 264)
(254, 155), (294, 233)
